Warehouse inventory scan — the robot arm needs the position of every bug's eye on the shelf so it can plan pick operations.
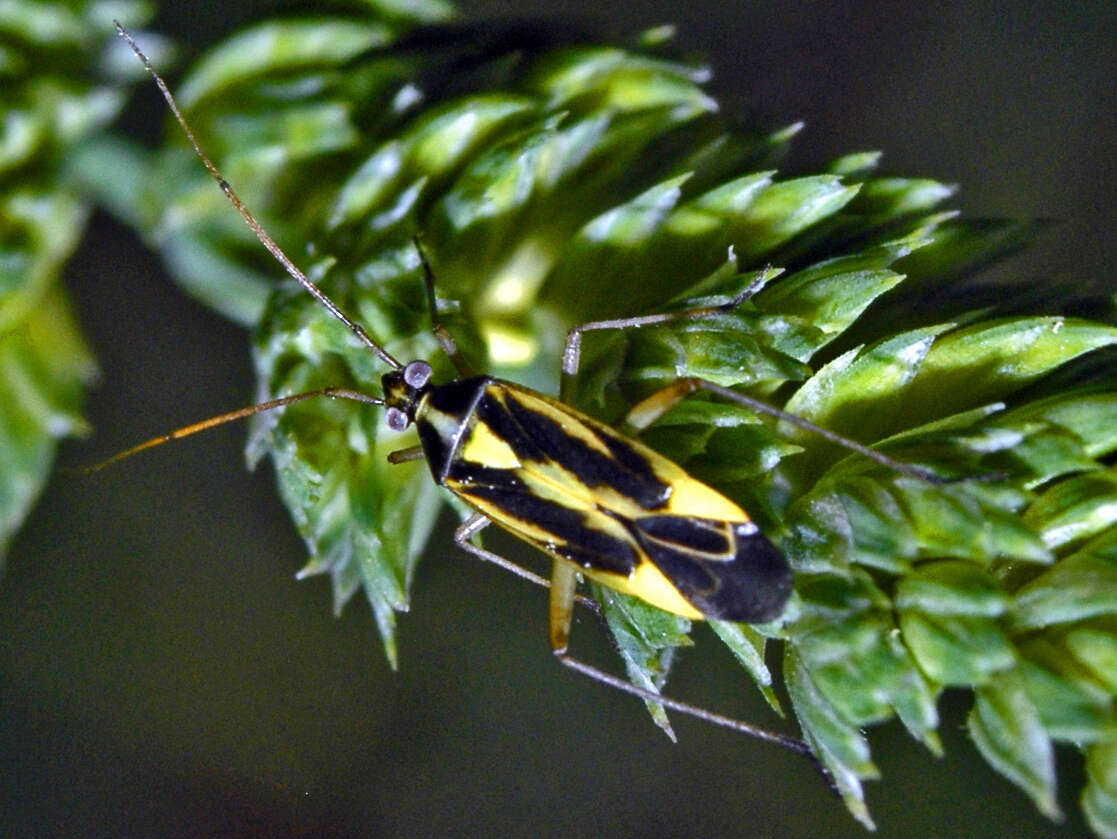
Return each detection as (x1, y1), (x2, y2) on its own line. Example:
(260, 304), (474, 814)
(385, 407), (409, 432)
(403, 360), (432, 389)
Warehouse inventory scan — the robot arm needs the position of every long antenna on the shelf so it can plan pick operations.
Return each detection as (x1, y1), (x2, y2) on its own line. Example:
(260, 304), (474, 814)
(81, 388), (384, 473)
(114, 21), (402, 371)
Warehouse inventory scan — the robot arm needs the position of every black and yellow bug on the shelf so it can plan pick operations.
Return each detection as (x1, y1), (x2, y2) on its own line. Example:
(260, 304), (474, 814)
(110, 24), (951, 755)
(382, 327), (792, 641)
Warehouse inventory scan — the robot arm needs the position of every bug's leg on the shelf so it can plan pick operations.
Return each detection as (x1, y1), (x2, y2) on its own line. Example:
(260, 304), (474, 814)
(454, 527), (815, 761)
(543, 568), (816, 758)
(453, 516), (603, 615)
(551, 648), (815, 756)
(453, 514), (551, 589)
(625, 377), (956, 484)
(387, 445), (425, 464)
(413, 237), (474, 377)
(548, 562), (579, 653)
(558, 275), (962, 483)
(560, 273), (768, 399)
(545, 568), (817, 759)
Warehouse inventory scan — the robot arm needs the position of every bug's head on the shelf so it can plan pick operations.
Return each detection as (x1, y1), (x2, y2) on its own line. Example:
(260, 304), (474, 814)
(381, 360), (433, 431)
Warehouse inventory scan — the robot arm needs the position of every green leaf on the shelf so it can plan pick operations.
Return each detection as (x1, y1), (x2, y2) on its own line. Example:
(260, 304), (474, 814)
(247, 246), (451, 663)
(788, 473), (1050, 578)
(784, 324), (954, 461)
(1023, 470), (1117, 551)
(174, 19), (400, 108)
(906, 319), (1117, 416)
(0, 283), (96, 559)
(327, 95), (536, 231)
(789, 319), (1117, 457)
(708, 619), (781, 715)
(826, 150), (882, 178)
(1014, 528), (1117, 629)
(1067, 628), (1117, 694)
(732, 176), (862, 262)
(894, 218), (1046, 291)
(1002, 390), (1117, 461)
(901, 612), (1016, 686)
(969, 670), (1061, 820)
(849, 176), (956, 220)
(1084, 736), (1117, 839)
(595, 584), (694, 739)
(785, 646), (877, 831)
(1015, 653), (1113, 744)
(896, 560), (1009, 616)
(798, 609), (939, 737)
(755, 265), (906, 362)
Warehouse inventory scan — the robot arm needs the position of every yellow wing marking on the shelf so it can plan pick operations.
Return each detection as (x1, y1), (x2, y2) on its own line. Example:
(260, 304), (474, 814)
(500, 382), (750, 523)
(659, 475), (748, 521)
(459, 418), (522, 470)
(581, 560), (705, 619)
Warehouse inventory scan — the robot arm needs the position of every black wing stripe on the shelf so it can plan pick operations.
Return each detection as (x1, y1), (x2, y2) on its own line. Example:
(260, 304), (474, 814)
(495, 392), (671, 510)
(417, 418), (452, 482)
(473, 390), (546, 461)
(452, 463), (637, 576)
(631, 516), (792, 623)
(592, 425), (669, 491)
(635, 514), (733, 555)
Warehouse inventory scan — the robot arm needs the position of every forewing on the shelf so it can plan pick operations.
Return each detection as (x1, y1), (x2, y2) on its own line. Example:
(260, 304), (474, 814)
(446, 462), (638, 577)
(632, 515), (792, 622)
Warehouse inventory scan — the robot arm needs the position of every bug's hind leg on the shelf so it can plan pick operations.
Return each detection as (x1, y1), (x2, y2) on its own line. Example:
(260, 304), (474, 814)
(454, 518), (818, 764)
(548, 562), (579, 653)
(545, 565), (816, 758)
(551, 647), (815, 756)
(623, 377), (961, 484)
(625, 379), (957, 483)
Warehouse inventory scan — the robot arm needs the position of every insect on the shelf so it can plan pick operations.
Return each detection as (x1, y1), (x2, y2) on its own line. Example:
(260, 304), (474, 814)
(108, 23), (955, 759)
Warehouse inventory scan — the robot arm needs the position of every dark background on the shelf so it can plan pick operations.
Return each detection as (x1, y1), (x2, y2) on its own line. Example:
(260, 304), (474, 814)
(4, 1), (1114, 836)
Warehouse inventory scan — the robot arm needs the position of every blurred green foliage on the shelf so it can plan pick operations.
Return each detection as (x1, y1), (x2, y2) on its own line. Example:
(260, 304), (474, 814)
(0, 1), (167, 560)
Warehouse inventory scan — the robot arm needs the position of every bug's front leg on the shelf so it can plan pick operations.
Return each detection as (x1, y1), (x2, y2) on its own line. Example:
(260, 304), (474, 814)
(413, 237), (474, 377)
(559, 275), (767, 402)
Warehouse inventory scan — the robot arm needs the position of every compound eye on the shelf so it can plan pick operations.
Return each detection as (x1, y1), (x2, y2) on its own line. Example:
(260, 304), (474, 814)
(385, 406), (409, 432)
(403, 360), (432, 389)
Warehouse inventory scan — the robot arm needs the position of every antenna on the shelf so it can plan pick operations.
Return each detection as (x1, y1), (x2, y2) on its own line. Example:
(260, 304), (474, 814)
(81, 388), (384, 474)
(114, 21), (402, 372)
